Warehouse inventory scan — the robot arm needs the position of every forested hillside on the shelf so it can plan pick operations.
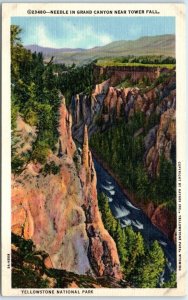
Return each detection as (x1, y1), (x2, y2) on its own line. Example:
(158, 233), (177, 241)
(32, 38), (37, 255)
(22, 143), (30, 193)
(90, 110), (176, 210)
(11, 25), (94, 169)
(11, 25), (60, 170)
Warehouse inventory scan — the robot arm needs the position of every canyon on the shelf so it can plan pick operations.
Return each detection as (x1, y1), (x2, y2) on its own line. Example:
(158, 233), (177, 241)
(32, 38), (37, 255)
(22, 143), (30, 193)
(71, 65), (176, 241)
(11, 62), (176, 288)
(10, 24), (178, 289)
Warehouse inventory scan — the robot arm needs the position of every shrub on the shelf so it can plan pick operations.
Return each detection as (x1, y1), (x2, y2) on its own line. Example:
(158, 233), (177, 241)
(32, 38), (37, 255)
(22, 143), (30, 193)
(32, 141), (50, 164)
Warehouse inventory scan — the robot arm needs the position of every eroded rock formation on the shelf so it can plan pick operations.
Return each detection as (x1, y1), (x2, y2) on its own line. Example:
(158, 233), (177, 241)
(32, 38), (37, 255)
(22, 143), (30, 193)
(94, 65), (164, 86)
(80, 124), (122, 279)
(11, 101), (121, 279)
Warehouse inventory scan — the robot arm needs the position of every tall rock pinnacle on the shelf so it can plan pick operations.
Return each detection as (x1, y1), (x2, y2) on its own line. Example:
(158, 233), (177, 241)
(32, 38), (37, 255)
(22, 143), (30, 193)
(75, 95), (80, 124)
(82, 124), (89, 170)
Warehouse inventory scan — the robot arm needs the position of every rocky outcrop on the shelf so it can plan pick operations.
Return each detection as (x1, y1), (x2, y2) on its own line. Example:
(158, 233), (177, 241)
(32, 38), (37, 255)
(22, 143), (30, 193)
(101, 74), (175, 126)
(144, 203), (176, 241)
(145, 108), (176, 176)
(11, 153), (91, 275)
(94, 65), (168, 86)
(11, 101), (121, 279)
(95, 74), (176, 178)
(80, 125), (122, 279)
(82, 125), (89, 170)
(92, 79), (110, 97)
(71, 82), (110, 143)
(58, 94), (76, 157)
(72, 67), (175, 143)
(71, 94), (92, 126)
(150, 205), (176, 239)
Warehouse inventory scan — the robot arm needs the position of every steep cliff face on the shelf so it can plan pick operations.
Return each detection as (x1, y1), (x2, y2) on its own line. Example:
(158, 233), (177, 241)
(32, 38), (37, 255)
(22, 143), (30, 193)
(58, 94), (76, 157)
(71, 80), (110, 142)
(70, 67), (176, 241)
(150, 204), (176, 240)
(71, 67), (170, 143)
(11, 101), (121, 278)
(145, 108), (176, 177)
(98, 74), (176, 177)
(94, 65), (163, 86)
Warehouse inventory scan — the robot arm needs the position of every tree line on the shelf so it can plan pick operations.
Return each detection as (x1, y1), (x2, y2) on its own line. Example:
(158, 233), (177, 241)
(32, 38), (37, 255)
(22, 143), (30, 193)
(113, 55), (176, 65)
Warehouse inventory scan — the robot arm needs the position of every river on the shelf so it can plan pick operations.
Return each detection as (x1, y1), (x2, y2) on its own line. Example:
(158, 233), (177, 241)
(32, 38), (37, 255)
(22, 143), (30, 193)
(94, 158), (176, 283)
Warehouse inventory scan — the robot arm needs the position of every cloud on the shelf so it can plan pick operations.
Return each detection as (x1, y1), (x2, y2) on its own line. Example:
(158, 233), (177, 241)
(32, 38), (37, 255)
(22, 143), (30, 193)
(33, 21), (113, 49)
(98, 34), (112, 45)
(127, 24), (143, 39)
(61, 22), (113, 49)
(35, 24), (60, 48)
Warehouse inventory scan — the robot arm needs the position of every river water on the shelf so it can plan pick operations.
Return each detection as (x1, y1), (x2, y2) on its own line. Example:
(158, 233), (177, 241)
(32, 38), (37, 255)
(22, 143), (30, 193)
(94, 158), (176, 282)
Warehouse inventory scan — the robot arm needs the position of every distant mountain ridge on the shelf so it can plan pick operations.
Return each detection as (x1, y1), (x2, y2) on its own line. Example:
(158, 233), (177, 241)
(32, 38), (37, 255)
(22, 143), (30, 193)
(25, 34), (175, 65)
(25, 44), (85, 55)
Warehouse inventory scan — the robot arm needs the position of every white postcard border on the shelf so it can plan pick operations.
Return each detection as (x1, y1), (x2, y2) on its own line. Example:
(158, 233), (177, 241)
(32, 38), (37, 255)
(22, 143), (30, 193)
(1, 2), (186, 296)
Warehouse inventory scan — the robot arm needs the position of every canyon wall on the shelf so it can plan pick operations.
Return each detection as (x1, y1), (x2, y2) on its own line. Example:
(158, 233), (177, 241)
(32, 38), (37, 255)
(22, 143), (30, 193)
(72, 69), (176, 179)
(93, 65), (168, 86)
(71, 67), (176, 241)
(11, 100), (121, 279)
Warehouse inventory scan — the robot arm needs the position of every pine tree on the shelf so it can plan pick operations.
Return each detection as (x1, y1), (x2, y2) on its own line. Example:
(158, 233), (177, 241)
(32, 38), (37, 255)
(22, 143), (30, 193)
(98, 193), (166, 288)
(114, 222), (127, 266)
(132, 241), (165, 288)
(162, 271), (176, 288)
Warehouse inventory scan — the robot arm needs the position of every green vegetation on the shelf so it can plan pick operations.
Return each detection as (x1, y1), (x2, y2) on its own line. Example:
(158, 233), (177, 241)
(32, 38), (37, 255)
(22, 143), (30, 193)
(42, 161), (61, 176)
(11, 25), (61, 170)
(55, 62), (94, 106)
(90, 112), (176, 210)
(12, 233), (49, 288)
(11, 25), (95, 171)
(96, 61), (175, 69)
(162, 271), (177, 288)
(96, 55), (175, 69)
(98, 193), (169, 288)
(121, 55), (175, 64)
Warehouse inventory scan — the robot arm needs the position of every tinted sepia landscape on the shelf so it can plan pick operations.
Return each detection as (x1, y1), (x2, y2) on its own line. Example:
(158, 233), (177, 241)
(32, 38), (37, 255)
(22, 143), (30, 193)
(11, 17), (176, 289)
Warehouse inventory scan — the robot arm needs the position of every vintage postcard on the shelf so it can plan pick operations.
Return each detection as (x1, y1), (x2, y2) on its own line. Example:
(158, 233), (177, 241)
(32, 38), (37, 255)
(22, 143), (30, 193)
(1, 2), (186, 296)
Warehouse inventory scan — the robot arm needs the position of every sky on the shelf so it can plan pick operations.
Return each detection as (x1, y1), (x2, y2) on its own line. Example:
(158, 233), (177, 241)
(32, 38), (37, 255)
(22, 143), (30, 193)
(11, 17), (175, 49)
